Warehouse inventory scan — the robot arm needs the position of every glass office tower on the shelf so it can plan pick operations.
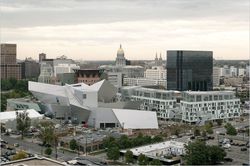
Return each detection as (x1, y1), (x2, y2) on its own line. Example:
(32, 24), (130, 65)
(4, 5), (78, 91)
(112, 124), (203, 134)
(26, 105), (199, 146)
(167, 50), (213, 91)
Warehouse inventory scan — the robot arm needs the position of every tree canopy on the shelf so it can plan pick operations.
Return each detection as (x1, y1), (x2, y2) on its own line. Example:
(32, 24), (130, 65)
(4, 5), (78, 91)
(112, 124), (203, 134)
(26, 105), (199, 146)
(224, 123), (237, 135)
(37, 121), (56, 145)
(184, 140), (226, 165)
(69, 139), (78, 150)
(107, 146), (120, 161)
(125, 150), (134, 163)
(138, 154), (149, 165)
(16, 111), (31, 139)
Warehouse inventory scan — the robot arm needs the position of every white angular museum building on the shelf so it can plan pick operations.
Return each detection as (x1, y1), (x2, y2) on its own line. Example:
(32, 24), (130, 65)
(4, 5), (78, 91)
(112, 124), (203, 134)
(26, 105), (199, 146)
(28, 80), (158, 129)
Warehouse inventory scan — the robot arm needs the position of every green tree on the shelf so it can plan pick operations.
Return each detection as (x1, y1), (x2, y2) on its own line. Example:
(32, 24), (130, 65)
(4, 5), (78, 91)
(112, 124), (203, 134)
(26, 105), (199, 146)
(103, 136), (117, 149)
(205, 122), (214, 134)
(69, 139), (78, 150)
(153, 135), (163, 143)
(216, 119), (223, 126)
(184, 141), (209, 165)
(37, 120), (57, 146)
(44, 147), (52, 156)
(125, 150), (134, 163)
(16, 111), (31, 139)
(107, 146), (120, 161)
(194, 128), (201, 136)
(1, 123), (6, 133)
(12, 150), (27, 160)
(118, 135), (131, 149)
(224, 123), (237, 135)
(138, 154), (149, 165)
(246, 128), (249, 136)
(202, 130), (207, 138)
(208, 145), (226, 164)
(184, 141), (226, 165)
(149, 159), (162, 165)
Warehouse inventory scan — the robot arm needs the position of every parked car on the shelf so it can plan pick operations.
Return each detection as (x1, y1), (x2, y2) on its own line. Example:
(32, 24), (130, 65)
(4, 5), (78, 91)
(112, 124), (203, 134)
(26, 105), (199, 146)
(14, 143), (19, 147)
(224, 158), (233, 162)
(241, 148), (247, 151)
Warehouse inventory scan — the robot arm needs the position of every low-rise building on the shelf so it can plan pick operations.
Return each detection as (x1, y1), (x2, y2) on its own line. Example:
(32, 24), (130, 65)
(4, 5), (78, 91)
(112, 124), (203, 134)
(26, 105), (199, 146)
(121, 86), (179, 119)
(7, 98), (42, 112)
(123, 78), (166, 87)
(120, 140), (185, 165)
(181, 91), (241, 124)
(107, 72), (123, 90)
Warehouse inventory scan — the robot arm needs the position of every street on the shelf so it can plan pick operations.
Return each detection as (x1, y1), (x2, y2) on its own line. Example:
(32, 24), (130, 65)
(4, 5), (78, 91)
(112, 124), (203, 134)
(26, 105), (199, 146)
(1, 135), (78, 161)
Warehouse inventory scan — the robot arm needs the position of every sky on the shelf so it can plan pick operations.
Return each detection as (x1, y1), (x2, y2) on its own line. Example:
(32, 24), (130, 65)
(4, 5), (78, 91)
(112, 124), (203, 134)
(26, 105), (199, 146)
(0, 0), (249, 60)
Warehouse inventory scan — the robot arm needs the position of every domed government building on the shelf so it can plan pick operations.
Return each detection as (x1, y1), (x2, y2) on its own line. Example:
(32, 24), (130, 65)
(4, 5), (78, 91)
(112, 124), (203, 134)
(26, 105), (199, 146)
(115, 44), (127, 67)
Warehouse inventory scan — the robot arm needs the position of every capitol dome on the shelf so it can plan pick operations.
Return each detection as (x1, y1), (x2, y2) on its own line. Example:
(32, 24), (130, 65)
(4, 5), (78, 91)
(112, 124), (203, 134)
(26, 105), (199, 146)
(117, 44), (124, 57)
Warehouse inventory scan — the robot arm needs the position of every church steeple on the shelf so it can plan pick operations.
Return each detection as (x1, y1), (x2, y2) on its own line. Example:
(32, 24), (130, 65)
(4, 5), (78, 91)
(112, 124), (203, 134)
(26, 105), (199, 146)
(155, 52), (158, 60)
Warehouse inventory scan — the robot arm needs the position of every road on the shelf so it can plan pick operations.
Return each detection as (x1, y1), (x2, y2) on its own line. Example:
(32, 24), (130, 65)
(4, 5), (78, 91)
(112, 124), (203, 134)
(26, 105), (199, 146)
(1, 135), (78, 161)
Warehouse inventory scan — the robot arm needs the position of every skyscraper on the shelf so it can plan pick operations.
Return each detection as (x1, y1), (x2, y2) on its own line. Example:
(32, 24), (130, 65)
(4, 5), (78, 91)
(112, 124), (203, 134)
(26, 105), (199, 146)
(39, 53), (46, 62)
(0, 44), (21, 80)
(167, 50), (213, 91)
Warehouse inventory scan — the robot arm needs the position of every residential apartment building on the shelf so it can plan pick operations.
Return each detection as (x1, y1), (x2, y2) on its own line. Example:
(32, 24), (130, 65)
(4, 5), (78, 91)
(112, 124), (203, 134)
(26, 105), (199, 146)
(121, 86), (178, 119)
(180, 91), (241, 124)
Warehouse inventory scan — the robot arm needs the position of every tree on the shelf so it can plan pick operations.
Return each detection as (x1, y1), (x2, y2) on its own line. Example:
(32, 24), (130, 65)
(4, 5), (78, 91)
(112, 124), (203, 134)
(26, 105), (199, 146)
(216, 119), (223, 126)
(208, 145), (226, 164)
(149, 159), (162, 165)
(107, 146), (120, 161)
(153, 135), (163, 143)
(125, 150), (134, 163)
(12, 150), (27, 160)
(44, 147), (52, 156)
(1, 123), (6, 133)
(138, 154), (149, 165)
(205, 122), (214, 134)
(184, 141), (209, 165)
(103, 136), (117, 149)
(184, 141), (226, 165)
(118, 135), (131, 149)
(16, 111), (31, 139)
(246, 128), (249, 136)
(224, 123), (237, 135)
(69, 139), (78, 150)
(202, 130), (207, 138)
(37, 121), (55, 145)
(194, 128), (201, 136)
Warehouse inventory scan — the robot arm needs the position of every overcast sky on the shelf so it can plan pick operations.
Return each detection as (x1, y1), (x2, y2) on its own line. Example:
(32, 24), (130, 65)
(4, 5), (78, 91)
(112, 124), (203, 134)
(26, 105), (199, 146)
(1, 0), (249, 60)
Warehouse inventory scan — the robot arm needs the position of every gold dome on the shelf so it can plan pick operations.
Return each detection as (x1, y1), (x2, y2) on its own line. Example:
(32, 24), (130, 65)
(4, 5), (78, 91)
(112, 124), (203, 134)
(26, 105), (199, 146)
(117, 44), (124, 56)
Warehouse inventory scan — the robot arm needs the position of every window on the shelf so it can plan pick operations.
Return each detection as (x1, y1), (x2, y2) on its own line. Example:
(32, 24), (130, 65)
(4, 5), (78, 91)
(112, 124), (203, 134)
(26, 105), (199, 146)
(196, 95), (201, 102)
(83, 94), (87, 99)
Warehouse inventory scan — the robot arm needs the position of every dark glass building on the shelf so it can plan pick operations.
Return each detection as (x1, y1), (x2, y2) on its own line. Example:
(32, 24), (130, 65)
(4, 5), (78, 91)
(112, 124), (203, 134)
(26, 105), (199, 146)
(167, 50), (213, 91)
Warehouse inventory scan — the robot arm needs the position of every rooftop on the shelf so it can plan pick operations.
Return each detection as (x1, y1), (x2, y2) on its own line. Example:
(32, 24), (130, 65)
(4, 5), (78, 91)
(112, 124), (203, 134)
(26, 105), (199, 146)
(120, 140), (185, 156)
(183, 91), (235, 95)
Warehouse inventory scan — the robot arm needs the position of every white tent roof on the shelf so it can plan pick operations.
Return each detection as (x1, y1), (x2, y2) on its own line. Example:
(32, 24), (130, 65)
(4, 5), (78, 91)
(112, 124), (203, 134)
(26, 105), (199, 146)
(112, 109), (158, 129)
(0, 109), (43, 123)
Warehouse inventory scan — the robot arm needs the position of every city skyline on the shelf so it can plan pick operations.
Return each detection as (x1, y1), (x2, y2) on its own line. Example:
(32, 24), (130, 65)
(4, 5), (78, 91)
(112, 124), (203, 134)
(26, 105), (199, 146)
(1, 0), (249, 60)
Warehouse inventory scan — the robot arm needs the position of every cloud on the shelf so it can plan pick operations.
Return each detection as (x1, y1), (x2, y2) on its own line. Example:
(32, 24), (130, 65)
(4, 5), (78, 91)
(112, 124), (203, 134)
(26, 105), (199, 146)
(0, 0), (249, 60)
(1, 0), (248, 28)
